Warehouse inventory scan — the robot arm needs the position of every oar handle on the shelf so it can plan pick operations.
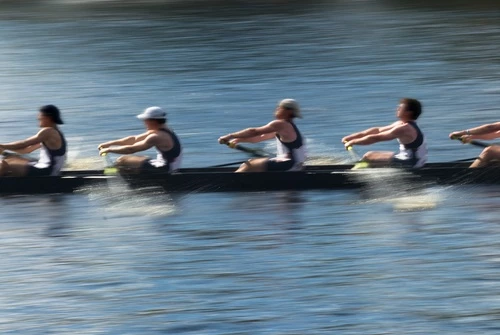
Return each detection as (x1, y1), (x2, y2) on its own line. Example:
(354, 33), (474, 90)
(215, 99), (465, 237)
(219, 139), (234, 148)
(451, 136), (490, 148)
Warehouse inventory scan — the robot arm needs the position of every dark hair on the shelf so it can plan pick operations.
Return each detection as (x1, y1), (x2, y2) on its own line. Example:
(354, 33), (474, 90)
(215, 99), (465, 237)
(400, 98), (422, 120)
(40, 104), (64, 124)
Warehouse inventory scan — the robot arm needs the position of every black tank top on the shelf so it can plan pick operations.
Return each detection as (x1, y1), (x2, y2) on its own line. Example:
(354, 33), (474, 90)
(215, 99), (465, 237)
(158, 128), (181, 162)
(403, 121), (424, 149)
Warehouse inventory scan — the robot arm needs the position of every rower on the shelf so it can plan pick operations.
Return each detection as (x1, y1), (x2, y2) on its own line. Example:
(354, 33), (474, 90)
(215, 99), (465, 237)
(342, 98), (427, 168)
(98, 106), (182, 173)
(0, 105), (66, 177)
(218, 98), (306, 172)
(449, 122), (500, 168)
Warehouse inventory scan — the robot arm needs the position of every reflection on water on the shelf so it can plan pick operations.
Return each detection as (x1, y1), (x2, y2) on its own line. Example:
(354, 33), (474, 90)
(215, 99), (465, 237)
(42, 196), (73, 238)
(2, 188), (500, 333)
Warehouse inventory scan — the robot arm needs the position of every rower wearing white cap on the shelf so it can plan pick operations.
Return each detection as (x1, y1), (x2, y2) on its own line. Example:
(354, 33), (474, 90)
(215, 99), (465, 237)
(98, 106), (182, 173)
(0, 104), (67, 177)
(218, 99), (306, 172)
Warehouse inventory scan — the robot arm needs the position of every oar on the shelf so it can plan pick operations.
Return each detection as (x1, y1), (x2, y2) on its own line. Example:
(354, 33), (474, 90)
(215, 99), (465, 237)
(1, 150), (36, 161)
(451, 136), (490, 148)
(451, 157), (479, 163)
(100, 153), (119, 175)
(345, 144), (370, 169)
(209, 160), (248, 168)
(345, 145), (360, 161)
(220, 141), (270, 157)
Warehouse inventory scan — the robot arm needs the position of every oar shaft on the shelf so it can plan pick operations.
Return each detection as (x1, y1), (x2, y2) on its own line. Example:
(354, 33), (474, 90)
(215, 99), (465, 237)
(468, 140), (490, 148)
(345, 145), (361, 161)
(220, 141), (269, 157)
(344, 145), (370, 169)
(209, 160), (248, 168)
(451, 136), (490, 148)
(1, 151), (36, 161)
(101, 152), (113, 166)
(451, 156), (479, 162)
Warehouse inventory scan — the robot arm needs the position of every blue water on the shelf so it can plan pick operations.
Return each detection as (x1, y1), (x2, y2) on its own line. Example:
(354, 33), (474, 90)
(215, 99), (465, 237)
(1, 1), (500, 333)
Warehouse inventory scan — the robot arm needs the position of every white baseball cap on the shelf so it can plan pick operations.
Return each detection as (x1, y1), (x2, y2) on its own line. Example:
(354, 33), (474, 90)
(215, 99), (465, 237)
(137, 106), (166, 120)
(279, 99), (302, 118)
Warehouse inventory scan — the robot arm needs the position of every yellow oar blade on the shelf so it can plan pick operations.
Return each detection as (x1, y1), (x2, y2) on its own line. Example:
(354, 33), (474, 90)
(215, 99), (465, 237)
(100, 152), (119, 175)
(104, 167), (119, 175)
(352, 161), (370, 170)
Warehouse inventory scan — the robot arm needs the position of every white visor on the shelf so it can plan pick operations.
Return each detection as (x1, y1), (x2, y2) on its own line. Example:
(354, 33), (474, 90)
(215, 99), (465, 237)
(137, 106), (166, 120)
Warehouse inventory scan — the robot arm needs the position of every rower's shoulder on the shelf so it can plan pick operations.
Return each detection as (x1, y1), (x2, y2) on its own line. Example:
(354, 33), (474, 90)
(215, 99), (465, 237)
(270, 119), (295, 127)
(147, 129), (173, 144)
(38, 126), (54, 131)
(37, 126), (60, 136)
(396, 121), (417, 129)
(144, 130), (160, 136)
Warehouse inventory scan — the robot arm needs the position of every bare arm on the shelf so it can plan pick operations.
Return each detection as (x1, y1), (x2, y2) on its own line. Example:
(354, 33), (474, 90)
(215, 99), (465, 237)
(99, 134), (156, 155)
(449, 122), (500, 139)
(467, 130), (500, 140)
(341, 122), (400, 143)
(10, 144), (42, 154)
(0, 127), (53, 152)
(219, 121), (284, 143)
(231, 133), (276, 143)
(345, 125), (404, 147)
(98, 132), (151, 149)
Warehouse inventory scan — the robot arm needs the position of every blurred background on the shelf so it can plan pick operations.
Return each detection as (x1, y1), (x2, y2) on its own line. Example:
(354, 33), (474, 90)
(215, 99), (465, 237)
(1, 1), (500, 334)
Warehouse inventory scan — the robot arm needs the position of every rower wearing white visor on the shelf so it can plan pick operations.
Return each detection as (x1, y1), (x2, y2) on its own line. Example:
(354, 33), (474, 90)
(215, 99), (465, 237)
(342, 98), (427, 168)
(218, 99), (306, 172)
(98, 106), (182, 173)
(0, 105), (67, 177)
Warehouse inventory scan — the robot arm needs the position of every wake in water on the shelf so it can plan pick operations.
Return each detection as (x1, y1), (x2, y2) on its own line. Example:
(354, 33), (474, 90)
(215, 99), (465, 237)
(351, 168), (445, 212)
(70, 158), (180, 218)
(88, 182), (179, 218)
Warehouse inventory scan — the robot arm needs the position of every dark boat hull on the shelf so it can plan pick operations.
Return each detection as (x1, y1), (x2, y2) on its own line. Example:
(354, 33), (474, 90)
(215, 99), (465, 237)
(0, 163), (498, 195)
(0, 175), (110, 195)
(124, 169), (364, 192)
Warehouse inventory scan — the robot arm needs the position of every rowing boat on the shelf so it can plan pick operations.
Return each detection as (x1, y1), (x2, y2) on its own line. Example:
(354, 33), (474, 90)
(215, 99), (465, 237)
(0, 162), (498, 195)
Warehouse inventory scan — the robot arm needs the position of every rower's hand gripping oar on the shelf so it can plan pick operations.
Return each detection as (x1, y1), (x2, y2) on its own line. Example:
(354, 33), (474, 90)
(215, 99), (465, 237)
(219, 140), (269, 158)
(450, 135), (490, 148)
(0, 150), (36, 161)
